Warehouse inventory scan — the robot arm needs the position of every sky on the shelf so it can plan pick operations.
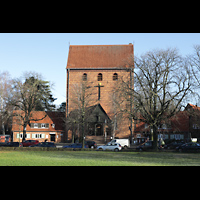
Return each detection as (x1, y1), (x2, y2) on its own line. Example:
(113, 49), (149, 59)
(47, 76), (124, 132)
(0, 33), (200, 106)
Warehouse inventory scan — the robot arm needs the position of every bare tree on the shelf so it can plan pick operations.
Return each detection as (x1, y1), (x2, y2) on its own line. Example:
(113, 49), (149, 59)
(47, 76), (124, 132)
(117, 48), (192, 150)
(66, 80), (96, 147)
(188, 45), (200, 104)
(0, 71), (13, 135)
(12, 72), (56, 142)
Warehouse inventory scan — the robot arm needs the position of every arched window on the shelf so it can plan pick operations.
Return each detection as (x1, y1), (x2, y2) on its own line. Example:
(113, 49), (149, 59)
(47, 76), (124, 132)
(82, 73), (87, 81)
(97, 73), (103, 81)
(113, 73), (118, 81)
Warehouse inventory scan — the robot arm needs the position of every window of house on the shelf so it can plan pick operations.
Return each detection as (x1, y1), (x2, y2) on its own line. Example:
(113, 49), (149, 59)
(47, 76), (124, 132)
(31, 123), (49, 129)
(193, 124), (200, 129)
(82, 73), (87, 81)
(170, 134), (175, 139)
(98, 73), (103, 81)
(34, 123), (38, 128)
(41, 123), (46, 128)
(113, 73), (118, 81)
(32, 134), (45, 139)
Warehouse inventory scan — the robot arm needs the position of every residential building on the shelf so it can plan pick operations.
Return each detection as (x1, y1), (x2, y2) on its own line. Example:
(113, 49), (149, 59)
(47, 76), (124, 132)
(134, 110), (191, 143)
(12, 111), (65, 143)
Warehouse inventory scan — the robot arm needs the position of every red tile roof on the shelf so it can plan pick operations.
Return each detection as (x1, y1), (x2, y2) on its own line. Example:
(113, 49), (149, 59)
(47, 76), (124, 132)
(170, 111), (189, 132)
(134, 111), (190, 133)
(12, 111), (65, 132)
(66, 44), (134, 69)
(186, 103), (200, 111)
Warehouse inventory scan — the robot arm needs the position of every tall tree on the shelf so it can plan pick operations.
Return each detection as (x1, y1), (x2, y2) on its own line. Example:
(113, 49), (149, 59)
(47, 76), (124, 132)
(117, 48), (192, 150)
(66, 80), (95, 147)
(0, 71), (13, 134)
(12, 72), (56, 142)
(188, 45), (200, 104)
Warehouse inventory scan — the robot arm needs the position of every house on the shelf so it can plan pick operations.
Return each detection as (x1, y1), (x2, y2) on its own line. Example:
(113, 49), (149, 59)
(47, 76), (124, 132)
(134, 110), (191, 143)
(66, 44), (134, 142)
(185, 103), (200, 140)
(12, 111), (65, 143)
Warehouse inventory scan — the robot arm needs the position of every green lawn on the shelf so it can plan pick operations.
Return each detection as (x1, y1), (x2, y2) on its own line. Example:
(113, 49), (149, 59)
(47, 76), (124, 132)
(0, 150), (200, 166)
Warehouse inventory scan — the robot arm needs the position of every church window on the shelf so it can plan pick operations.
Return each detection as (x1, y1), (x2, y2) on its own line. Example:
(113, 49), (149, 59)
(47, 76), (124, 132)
(113, 73), (118, 81)
(82, 73), (87, 81)
(98, 73), (103, 81)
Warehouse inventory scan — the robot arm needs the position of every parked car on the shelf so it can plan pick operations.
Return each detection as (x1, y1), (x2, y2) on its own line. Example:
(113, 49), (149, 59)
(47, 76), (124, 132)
(85, 141), (97, 149)
(176, 142), (200, 152)
(136, 141), (153, 151)
(164, 141), (185, 149)
(63, 143), (88, 149)
(109, 139), (130, 149)
(97, 143), (122, 152)
(29, 142), (56, 147)
(136, 140), (163, 151)
(0, 142), (23, 147)
(22, 140), (39, 147)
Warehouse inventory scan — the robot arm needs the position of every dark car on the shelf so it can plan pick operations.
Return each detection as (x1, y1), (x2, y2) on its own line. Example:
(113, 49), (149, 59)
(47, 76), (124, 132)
(85, 141), (97, 149)
(63, 143), (88, 149)
(0, 142), (23, 147)
(136, 141), (153, 151)
(136, 140), (163, 151)
(22, 140), (39, 147)
(29, 142), (56, 147)
(176, 142), (200, 152)
(164, 141), (185, 150)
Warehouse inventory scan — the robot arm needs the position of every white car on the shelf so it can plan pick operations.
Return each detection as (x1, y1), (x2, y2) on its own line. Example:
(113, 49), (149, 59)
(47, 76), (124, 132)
(109, 139), (130, 149)
(97, 143), (122, 152)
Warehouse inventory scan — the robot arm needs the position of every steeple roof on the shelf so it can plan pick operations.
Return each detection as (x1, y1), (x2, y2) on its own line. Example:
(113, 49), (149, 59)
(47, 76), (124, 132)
(66, 44), (134, 69)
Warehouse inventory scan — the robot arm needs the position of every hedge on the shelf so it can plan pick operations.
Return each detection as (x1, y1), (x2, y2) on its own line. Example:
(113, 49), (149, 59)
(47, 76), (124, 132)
(0, 147), (96, 151)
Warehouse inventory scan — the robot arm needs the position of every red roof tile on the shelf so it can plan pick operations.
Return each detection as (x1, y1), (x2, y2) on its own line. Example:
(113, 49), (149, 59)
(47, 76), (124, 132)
(186, 103), (200, 111)
(66, 44), (134, 69)
(170, 111), (189, 132)
(12, 111), (65, 132)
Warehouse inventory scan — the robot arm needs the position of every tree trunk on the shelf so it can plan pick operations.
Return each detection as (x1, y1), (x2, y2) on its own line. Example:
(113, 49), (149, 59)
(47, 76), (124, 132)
(22, 124), (27, 142)
(81, 115), (85, 149)
(152, 124), (158, 151)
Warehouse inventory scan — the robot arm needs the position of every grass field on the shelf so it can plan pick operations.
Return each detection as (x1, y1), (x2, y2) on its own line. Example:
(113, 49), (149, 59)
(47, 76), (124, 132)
(1, 150), (200, 166)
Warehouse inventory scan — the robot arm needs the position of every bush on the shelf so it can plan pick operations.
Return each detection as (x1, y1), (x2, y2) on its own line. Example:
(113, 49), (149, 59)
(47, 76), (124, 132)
(0, 147), (95, 151)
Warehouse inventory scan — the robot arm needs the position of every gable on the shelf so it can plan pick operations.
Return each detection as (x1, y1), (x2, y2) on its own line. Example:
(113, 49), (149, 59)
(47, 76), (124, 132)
(87, 104), (111, 123)
(66, 44), (133, 69)
(12, 111), (65, 132)
(68, 103), (111, 123)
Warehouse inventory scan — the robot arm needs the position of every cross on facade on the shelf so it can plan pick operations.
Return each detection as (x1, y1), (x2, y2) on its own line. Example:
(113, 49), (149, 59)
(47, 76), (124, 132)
(94, 83), (104, 100)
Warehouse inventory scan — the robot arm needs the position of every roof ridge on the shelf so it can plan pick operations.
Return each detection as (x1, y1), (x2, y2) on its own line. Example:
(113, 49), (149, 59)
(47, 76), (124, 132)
(70, 44), (133, 47)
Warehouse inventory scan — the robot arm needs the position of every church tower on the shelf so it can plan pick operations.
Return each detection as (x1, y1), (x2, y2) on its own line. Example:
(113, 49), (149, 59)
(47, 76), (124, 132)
(66, 44), (134, 142)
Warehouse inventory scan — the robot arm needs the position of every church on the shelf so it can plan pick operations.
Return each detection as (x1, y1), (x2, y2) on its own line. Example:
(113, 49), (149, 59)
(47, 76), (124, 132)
(66, 44), (134, 143)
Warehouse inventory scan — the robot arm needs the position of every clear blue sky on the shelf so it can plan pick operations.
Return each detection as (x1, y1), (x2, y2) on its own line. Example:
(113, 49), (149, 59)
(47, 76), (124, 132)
(0, 33), (200, 105)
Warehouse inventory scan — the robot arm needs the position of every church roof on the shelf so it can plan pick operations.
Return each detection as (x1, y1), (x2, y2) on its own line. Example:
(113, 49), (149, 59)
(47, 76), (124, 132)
(66, 44), (134, 69)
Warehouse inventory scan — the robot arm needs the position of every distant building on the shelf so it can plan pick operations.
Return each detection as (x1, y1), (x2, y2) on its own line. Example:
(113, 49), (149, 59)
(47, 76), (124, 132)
(12, 111), (65, 143)
(134, 103), (200, 143)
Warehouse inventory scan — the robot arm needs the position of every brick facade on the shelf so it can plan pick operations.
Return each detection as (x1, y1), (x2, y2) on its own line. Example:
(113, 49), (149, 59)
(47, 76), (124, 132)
(66, 44), (134, 140)
(12, 111), (65, 143)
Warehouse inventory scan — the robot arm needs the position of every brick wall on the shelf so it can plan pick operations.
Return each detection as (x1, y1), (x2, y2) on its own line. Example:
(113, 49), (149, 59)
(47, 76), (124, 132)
(66, 69), (132, 138)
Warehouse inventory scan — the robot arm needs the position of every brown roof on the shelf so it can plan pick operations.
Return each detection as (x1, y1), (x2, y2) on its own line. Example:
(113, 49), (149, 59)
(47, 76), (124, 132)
(66, 44), (134, 69)
(186, 103), (200, 112)
(170, 111), (189, 132)
(12, 111), (65, 132)
(135, 111), (190, 134)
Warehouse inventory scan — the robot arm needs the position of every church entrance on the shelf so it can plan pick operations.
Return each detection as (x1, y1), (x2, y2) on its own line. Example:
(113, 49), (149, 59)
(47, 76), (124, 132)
(95, 123), (103, 136)
(88, 123), (103, 136)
